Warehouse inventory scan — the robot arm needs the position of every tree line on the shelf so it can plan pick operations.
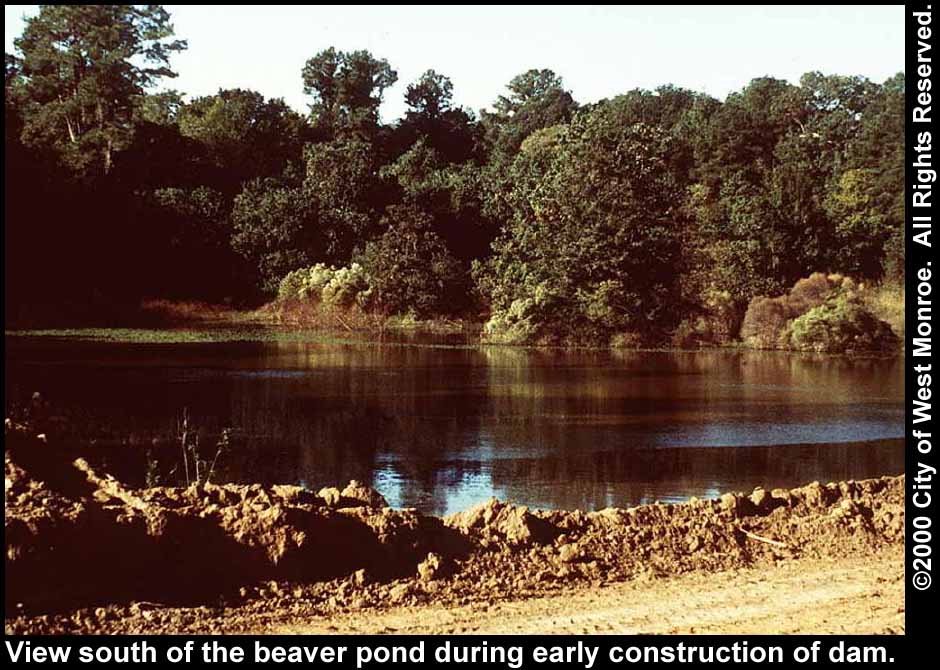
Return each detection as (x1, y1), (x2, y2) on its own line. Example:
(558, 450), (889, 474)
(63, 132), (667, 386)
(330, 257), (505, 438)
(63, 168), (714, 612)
(4, 6), (904, 346)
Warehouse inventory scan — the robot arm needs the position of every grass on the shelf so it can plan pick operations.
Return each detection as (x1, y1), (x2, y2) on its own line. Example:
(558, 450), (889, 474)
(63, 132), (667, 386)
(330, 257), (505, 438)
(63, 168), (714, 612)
(137, 299), (264, 324)
(269, 298), (478, 337)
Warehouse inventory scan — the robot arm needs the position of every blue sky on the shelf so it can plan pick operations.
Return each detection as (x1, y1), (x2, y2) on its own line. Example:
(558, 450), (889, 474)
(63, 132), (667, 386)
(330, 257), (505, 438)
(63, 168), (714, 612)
(5, 5), (904, 121)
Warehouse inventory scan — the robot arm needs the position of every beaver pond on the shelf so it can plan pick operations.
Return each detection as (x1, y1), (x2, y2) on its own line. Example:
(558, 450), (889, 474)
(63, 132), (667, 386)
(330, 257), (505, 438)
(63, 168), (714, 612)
(5, 332), (904, 515)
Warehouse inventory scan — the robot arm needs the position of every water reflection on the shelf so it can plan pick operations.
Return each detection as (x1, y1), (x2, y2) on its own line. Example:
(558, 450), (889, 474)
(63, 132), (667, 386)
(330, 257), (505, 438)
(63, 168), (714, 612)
(5, 338), (904, 514)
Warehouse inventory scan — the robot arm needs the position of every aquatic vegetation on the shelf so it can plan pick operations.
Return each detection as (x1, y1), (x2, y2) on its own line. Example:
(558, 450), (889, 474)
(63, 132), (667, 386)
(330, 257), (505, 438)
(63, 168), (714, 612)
(4, 327), (352, 345)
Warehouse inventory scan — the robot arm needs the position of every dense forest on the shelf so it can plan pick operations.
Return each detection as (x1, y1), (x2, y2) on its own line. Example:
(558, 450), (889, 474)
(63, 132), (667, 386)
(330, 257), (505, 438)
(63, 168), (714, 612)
(4, 6), (904, 349)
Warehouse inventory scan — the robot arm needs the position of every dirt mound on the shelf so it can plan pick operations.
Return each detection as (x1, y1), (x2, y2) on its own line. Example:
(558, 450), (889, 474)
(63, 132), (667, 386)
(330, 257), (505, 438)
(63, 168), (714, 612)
(316, 480), (389, 509)
(445, 498), (558, 547)
(4, 428), (904, 634)
(5, 431), (453, 615)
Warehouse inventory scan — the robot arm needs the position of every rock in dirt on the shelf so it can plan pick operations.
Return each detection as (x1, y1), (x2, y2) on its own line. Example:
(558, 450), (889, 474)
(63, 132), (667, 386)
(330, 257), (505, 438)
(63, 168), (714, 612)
(317, 487), (342, 506)
(558, 543), (581, 564)
(417, 553), (445, 581)
(340, 480), (388, 508)
(352, 569), (369, 587)
(445, 498), (556, 547)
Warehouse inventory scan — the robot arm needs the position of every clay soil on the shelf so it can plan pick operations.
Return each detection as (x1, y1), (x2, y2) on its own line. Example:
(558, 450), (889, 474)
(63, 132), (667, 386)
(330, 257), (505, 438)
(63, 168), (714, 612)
(4, 429), (904, 635)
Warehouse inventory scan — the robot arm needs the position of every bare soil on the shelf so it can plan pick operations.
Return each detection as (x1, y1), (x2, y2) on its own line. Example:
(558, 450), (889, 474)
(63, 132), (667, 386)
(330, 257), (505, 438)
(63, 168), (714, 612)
(4, 427), (904, 635)
(274, 550), (904, 635)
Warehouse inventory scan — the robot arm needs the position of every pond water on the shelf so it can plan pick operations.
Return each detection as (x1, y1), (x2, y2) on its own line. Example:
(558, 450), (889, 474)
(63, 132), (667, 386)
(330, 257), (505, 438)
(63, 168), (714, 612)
(5, 335), (904, 515)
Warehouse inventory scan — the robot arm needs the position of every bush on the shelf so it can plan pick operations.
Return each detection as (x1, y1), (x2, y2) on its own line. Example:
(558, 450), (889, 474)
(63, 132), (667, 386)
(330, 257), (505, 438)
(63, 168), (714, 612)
(231, 179), (321, 294)
(742, 273), (852, 348)
(610, 331), (644, 349)
(741, 273), (898, 352)
(863, 282), (904, 340)
(480, 281), (626, 346)
(321, 264), (371, 308)
(275, 263), (371, 308)
(787, 272), (856, 314)
(482, 284), (560, 345)
(276, 268), (309, 302)
(275, 209), (468, 321)
(783, 295), (899, 353)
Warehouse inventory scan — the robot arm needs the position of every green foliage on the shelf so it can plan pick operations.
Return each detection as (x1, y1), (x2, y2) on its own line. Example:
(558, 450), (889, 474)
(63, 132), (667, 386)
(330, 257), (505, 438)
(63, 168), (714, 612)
(13, 5), (186, 175)
(405, 69), (454, 121)
(740, 272), (846, 348)
(3, 5), (906, 343)
(277, 263), (371, 309)
(178, 89), (307, 193)
(303, 138), (384, 256)
(479, 100), (684, 345)
(481, 283), (564, 345)
(678, 71), (905, 341)
(740, 296), (796, 349)
(396, 69), (483, 164)
(231, 137), (385, 292)
(842, 73), (905, 281)
(358, 205), (465, 317)
(276, 205), (466, 319)
(741, 273), (897, 352)
(863, 283), (905, 340)
(137, 90), (186, 126)
(671, 288), (739, 347)
(482, 69), (578, 155)
(380, 140), (496, 263)
(783, 295), (898, 353)
(321, 265), (372, 308)
(231, 178), (320, 292)
(302, 48), (397, 138)
(152, 186), (228, 246)
(684, 177), (791, 311)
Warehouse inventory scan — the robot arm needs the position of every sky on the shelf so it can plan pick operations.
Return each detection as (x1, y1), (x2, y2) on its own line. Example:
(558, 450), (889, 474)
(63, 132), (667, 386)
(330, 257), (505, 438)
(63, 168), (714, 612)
(4, 5), (905, 121)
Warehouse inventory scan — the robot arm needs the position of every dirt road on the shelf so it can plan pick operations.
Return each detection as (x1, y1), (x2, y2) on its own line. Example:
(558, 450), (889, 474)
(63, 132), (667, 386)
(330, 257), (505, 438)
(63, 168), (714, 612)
(271, 549), (904, 635)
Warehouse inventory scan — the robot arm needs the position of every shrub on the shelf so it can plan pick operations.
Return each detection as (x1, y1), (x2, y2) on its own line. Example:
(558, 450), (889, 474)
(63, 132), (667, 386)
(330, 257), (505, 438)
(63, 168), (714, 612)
(482, 282), (570, 345)
(610, 331), (644, 349)
(787, 272), (855, 314)
(275, 263), (371, 308)
(274, 210), (467, 321)
(321, 264), (371, 308)
(301, 264), (337, 300)
(276, 268), (309, 302)
(741, 272), (898, 352)
(783, 295), (898, 353)
(742, 272), (856, 348)
(483, 297), (543, 345)
(232, 179), (321, 294)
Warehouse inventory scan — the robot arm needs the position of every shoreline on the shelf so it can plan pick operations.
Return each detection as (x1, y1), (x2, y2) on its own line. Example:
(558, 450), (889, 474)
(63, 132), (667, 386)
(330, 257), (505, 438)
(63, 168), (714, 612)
(5, 428), (904, 634)
(5, 324), (905, 359)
